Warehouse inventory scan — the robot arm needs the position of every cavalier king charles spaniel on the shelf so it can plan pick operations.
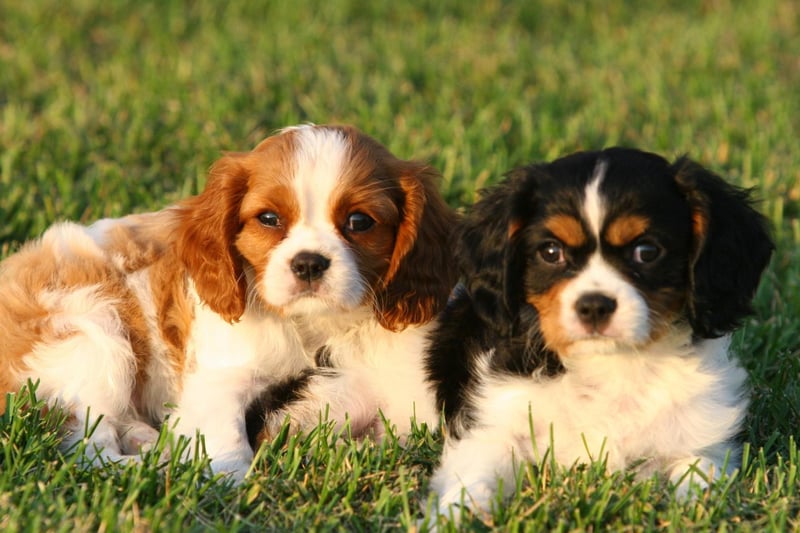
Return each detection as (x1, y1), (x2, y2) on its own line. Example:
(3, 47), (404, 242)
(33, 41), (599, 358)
(243, 127), (456, 448)
(0, 124), (454, 479)
(426, 147), (773, 513)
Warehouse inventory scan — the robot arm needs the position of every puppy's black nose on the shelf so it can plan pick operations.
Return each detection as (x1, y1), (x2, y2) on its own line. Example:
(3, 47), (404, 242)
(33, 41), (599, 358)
(575, 292), (617, 330)
(290, 251), (330, 282)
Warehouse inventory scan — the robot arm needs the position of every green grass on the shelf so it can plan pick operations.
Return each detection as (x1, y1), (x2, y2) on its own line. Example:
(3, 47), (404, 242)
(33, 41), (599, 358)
(1, 0), (799, 530)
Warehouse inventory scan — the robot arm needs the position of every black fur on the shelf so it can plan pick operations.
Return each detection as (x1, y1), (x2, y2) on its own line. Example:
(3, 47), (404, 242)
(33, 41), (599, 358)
(314, 345), (333, 367)
(244, 370), (314, 449)
(426, 147), (773, 439)
(426, 289), (563, 437)
(673, 158), (774, 337)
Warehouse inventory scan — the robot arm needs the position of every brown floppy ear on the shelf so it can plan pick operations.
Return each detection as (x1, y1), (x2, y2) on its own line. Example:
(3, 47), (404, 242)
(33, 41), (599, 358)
(176, 153), (249, 323)
(377, 163), (458, 331)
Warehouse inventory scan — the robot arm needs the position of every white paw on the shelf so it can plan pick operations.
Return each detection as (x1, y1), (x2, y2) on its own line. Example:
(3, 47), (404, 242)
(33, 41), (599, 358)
(434, 479), (494, 517)
(119, 421), (161, 455)
(210, 456), (252, 484)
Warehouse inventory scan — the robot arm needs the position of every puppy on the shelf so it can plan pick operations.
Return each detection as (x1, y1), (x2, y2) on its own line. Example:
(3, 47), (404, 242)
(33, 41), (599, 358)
(243, 127), (456, 447)
(0, 124), (449, 478)
(426, 148), (773, 513)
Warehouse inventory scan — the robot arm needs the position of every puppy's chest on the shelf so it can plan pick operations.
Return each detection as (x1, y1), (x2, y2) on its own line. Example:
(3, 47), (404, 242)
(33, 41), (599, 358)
(299, 328), (372, 369)
(294, 316), (421, 369)
(553, 353), (717, 431)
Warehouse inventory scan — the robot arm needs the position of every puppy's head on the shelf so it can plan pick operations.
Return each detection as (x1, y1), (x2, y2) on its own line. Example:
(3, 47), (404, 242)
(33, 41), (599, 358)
(176, 125), (456, 328)
(459, 147), (773, 354)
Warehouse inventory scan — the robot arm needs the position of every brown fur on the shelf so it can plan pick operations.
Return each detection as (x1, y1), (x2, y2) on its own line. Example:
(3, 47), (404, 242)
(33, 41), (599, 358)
(315, 126), (458, 331)
(527, 280), (573, 354)
(377, 164), (457, 331)
(175, 159), (250, 324)
(545, 215), (587, 248)
(331, 170), (399, 292)
(645, 287), (687, 342)
(0, 226), (160, 412)
(175, 134), (300, 323)
(605, 215), (650, 247)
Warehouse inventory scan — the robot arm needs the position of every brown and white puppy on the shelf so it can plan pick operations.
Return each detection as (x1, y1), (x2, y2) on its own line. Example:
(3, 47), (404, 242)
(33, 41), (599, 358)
(0, 124), (455, 479)
(244, 125), (457, 447)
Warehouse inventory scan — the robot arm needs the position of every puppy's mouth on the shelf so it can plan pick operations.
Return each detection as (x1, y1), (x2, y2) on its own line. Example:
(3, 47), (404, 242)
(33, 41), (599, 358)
(283, 251), (367, 314)
(291, 281), (327, 297)
(540, 291), (656, 355)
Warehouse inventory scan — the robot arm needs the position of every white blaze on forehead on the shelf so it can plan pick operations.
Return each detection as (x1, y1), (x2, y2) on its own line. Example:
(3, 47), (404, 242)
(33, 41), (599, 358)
(583, 159), (608, 238)
(291, 126), (350, 226)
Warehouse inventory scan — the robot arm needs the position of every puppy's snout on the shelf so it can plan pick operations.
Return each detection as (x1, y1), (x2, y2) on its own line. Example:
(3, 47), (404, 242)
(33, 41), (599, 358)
(290, 251), (331, 283)
(575, 292), (617, 331)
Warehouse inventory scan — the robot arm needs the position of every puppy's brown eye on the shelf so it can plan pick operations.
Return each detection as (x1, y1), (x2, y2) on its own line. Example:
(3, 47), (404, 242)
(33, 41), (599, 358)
(258, 211), (281, 228)
(539, 241), (565, 264)
(632, 242), (660, 263)
(345, 212), (375, 233)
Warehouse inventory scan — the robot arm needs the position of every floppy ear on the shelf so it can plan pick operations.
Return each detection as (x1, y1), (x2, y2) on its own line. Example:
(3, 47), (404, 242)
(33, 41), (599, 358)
(176, 154), (249, 323)
(673, 157), (773, 338)
(456, 167), (537, 336)
(377, 163), (458, 331)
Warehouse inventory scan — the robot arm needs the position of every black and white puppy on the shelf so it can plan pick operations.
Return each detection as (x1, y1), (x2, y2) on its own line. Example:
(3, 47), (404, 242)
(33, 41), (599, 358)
(426, 148), (773, 512)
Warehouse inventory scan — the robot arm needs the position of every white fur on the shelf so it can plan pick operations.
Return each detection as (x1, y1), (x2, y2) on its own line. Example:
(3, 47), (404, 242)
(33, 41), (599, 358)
(261, 224), (365, 312)
(23, 286), (140, 463)
(124, 268), (176, 423)
(432, 329), (747, 513)
(291, 125), (349, 223)
(169, 284), (306, 478)
(583, 160), (607, 236)
(17, 225), (141, 464)
(559, 255), (650, 343)
(277, 313), (439, 438)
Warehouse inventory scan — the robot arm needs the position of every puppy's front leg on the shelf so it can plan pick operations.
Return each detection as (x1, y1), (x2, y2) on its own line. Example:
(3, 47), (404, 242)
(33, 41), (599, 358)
(172, 368), (257, 481)
(431, 426), (519, 518)
(248, 368), (382, 445)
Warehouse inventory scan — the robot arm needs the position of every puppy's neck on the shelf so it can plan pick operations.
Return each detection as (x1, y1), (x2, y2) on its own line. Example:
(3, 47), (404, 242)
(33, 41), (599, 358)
(560, 322), (697, 366)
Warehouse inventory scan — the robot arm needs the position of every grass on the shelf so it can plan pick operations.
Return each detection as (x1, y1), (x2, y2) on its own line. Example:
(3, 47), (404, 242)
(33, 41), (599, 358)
(1, 0), (799, 530)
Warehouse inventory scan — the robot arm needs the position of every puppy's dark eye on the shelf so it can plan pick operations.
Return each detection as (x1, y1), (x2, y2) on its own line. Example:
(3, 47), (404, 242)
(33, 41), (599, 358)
(632, 242), (661, 264)
(345, 212), (375, 233)
(538, 241), (565, 264)
(258, 211), (281, 228)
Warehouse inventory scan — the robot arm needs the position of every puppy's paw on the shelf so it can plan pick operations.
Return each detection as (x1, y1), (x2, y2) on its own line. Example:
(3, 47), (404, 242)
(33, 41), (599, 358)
(119, 421), (161, 455)
(210, 456), (252, 484)
(201, 444), (256, 484)
(668, 456), (718, 498)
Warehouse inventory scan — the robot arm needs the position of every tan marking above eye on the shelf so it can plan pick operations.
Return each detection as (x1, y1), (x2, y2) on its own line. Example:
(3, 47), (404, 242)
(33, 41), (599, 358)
(544, 215), (586, 247)
(605, 215), (650, 247)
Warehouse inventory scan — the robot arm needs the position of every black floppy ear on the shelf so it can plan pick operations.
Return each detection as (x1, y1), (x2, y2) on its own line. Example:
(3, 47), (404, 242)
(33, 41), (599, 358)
(456, 167), (537, 335)
(673, 157), (774, 338)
